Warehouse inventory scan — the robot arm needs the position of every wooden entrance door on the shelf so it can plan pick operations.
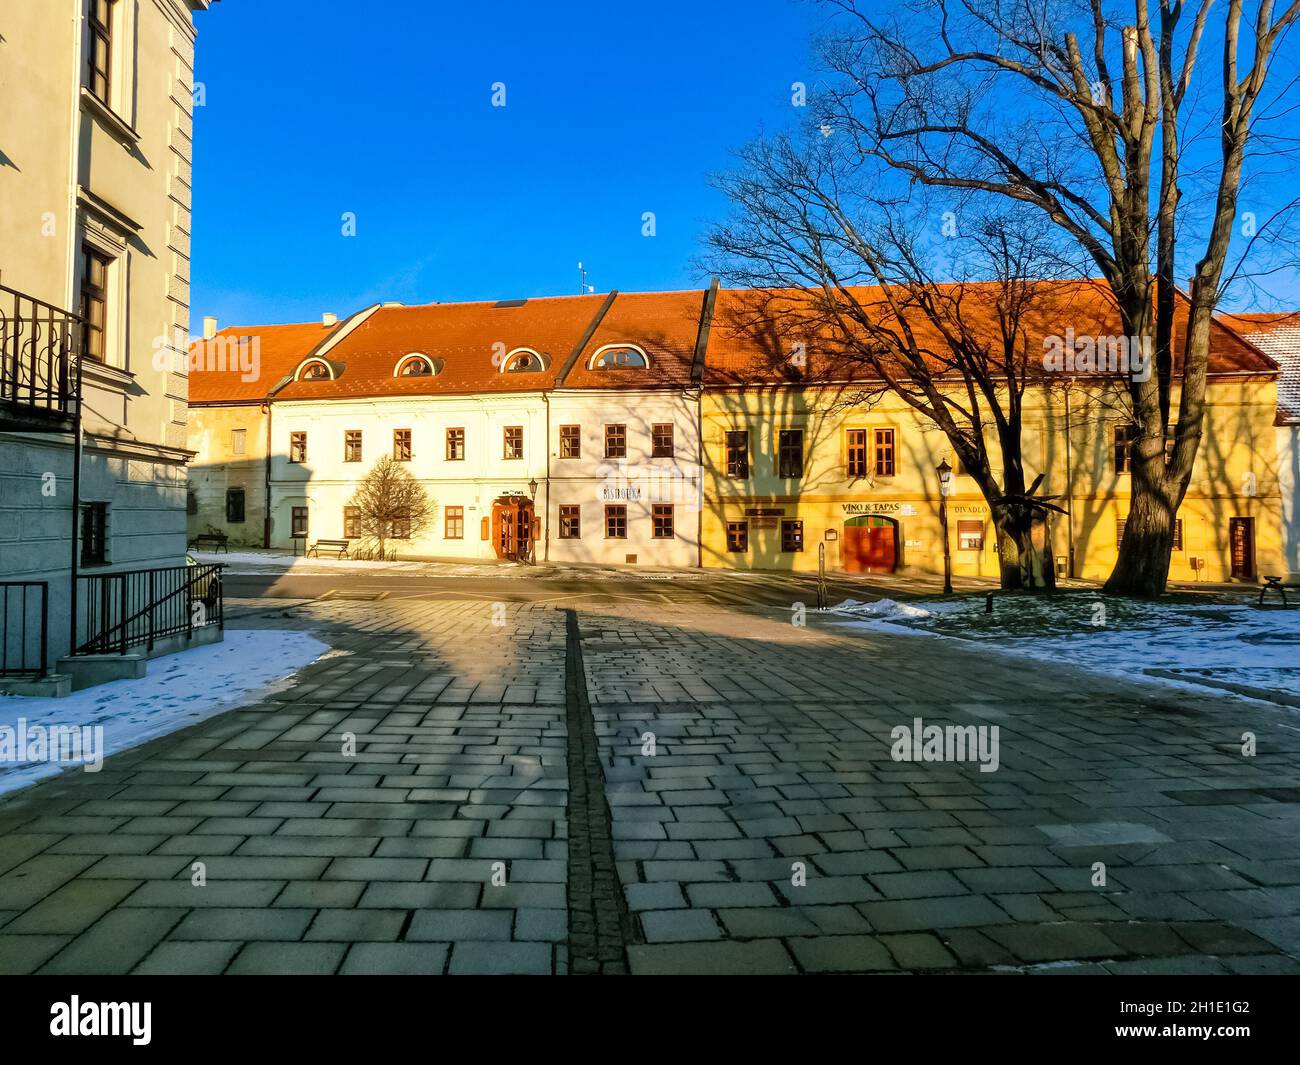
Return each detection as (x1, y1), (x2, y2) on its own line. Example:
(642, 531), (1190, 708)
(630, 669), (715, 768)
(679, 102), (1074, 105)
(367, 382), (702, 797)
(1229, 517), (1255, 579)
(842, 516), (897, 573)
(491, 497), (534, 561)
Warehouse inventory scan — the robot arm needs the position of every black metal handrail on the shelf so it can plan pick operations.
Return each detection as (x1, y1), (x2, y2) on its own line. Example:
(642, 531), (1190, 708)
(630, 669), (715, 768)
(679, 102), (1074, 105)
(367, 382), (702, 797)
(75, 563), (225, 656)
(0, 283), (79, 423)
(0, 582), (49, 679)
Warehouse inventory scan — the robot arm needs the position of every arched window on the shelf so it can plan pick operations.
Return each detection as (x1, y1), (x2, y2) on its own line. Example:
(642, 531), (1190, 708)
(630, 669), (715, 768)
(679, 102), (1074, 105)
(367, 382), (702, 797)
(501, 348), (547, 373)
(394, 353), (439, 377)
(589, 344), (649, 370)
(297, 359), (332, 381)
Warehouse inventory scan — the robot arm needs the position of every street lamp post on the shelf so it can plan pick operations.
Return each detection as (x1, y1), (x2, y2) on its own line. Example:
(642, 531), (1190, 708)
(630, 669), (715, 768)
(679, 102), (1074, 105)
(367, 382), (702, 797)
(936, 458), (953, 595)
(526, 478), (539, 564)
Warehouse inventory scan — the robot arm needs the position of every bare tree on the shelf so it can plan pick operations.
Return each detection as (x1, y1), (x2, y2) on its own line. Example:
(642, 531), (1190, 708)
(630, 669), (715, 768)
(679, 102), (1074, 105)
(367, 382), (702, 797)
(812, 0), (1300, 595)
(348, 457), (432, 560)
(707, 138), (1075, 589)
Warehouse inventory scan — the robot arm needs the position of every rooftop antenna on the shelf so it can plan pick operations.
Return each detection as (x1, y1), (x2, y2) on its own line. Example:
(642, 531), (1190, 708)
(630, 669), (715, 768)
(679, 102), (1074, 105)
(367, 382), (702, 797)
(578, 261), (594, 295)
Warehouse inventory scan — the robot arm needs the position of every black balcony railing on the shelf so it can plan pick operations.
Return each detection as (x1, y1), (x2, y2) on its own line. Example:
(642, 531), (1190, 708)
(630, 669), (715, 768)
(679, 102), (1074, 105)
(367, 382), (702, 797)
(0, 582), (49, 679)
(0, 283), (79, 428)
(74, 563), (224, 657)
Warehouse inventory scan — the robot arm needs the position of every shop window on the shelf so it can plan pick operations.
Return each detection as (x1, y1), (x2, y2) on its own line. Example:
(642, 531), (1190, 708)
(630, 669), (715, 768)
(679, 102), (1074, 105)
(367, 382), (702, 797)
(957, 520), (983, 551)
(726, 521), (749, 553)
(781, 519), (804, 553)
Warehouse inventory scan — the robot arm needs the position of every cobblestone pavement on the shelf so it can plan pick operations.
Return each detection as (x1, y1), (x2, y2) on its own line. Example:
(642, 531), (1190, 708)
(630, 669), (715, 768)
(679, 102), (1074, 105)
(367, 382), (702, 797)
(2, 593), (1300, 974)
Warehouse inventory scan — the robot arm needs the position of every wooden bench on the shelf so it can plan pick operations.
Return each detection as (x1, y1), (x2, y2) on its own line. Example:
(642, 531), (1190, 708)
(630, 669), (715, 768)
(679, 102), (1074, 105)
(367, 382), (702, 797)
(307, 539), (350, 559)
(188, 532), (229, 553)
(1259, 575), (1297, 607)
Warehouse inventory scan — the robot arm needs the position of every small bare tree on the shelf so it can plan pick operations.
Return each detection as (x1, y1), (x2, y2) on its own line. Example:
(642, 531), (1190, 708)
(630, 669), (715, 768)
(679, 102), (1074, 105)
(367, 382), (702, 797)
(348, 457), (432, 560)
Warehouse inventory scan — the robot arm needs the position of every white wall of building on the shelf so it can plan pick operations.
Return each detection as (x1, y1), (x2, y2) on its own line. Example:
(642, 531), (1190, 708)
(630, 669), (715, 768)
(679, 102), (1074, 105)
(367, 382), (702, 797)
(269, 395), (548, 557)
(1281, 424), (1300, 579)
(544, 389), (701, 566)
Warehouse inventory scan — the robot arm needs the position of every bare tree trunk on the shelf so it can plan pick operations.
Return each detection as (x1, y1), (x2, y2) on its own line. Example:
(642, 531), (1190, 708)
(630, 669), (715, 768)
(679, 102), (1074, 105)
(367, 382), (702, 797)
(1104, 462), (1177, 596)
(992, 505), (1057, 592)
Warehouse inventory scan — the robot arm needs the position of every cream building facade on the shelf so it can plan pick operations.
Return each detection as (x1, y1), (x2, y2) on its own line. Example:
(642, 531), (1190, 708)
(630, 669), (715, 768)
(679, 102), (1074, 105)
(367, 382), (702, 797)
(190, 291), (713, 567)
(1, 0), (217, 682)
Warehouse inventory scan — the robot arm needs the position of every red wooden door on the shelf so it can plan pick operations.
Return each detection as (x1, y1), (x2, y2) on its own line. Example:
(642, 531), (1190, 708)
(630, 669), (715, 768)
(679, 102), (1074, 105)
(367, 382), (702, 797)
(842, 516), (897, 573)
(864, 524), (897, 571)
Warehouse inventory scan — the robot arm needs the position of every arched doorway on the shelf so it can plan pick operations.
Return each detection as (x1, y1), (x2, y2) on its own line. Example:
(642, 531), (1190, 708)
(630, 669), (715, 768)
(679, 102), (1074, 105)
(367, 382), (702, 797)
(491, 495), (536, 562)
(842, 515), (898, 573)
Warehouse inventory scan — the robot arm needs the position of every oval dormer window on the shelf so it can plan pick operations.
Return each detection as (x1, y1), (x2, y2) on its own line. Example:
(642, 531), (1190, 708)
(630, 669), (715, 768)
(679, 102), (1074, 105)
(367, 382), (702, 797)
(502, 348), (546, 373)
(299, 360), (331, 380)
(394, 353), (439, 377)
(591, 344), (649, 369)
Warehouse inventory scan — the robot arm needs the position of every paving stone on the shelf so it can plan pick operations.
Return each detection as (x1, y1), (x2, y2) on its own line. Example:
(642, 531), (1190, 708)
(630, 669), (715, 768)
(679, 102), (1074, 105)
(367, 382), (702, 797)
(407, 910), (512, 942)
(40, 908), (185, 975)
(984, 922), (1123, 963)
(0, 935), (72, 975)
(340, 943), (449, 975)
(171, 908), (315, 942)
(790, 934), (895, 972)
(627, 939), (796, 975)
(448, 941), (552, 975)
(134, 941), (242, 975)
(684, 882), (778, 909)
(639, 909), (723, 943)
(858, 895), (1009, 933)
(880, 932), (959, 969)
(228, 942), (346, 975)
(625, 882), (686, 911)
(514, 908), (567, 942)
(359, 882), (480, 909)
(305, 909), (406, 942)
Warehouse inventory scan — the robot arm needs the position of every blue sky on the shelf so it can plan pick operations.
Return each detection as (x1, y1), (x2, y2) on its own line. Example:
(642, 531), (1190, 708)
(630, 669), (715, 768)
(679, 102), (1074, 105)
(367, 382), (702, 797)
(190, 0), (827, 326)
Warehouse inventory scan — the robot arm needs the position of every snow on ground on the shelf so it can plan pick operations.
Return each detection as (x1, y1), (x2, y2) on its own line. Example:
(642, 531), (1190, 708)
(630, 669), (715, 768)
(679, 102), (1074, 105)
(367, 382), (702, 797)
(827, 592), (1300, 703)
(0, 629), (329, 796)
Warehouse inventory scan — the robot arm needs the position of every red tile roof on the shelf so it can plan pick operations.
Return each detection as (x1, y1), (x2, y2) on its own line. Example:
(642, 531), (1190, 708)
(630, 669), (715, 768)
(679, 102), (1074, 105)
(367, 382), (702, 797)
(561, 289), (707, 389)
(189, 321), (340, 403)
(189, 283), (1279, 406)
(704, 281), (1278, 385)
(271, 295), (610, 401)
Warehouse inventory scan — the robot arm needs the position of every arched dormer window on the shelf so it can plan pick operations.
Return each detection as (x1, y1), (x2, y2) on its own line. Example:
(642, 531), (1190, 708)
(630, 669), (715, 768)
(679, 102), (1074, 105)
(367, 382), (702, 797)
(297, 358), (333, 381)
(394, 352), (441, 378)
(501, 348), (549, 374)
(589, 343), (649, 370)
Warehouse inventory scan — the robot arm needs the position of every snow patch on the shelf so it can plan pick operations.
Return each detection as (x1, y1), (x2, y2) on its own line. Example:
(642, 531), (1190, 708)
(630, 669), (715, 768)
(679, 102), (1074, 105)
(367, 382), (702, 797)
(0, 629), (328, 796)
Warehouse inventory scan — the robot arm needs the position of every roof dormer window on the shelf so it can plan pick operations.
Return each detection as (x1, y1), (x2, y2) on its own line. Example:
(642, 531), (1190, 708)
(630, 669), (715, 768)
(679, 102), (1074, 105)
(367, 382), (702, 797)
(395, 352), (440, 377)
(297, 359), (333, 381)
(590, 344), (649, 370)
(500, 348), (550, 373)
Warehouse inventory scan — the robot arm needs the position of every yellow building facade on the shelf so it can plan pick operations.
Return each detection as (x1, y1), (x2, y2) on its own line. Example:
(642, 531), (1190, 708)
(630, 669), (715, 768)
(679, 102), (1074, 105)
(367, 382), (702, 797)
(700, 375), (1285, 584)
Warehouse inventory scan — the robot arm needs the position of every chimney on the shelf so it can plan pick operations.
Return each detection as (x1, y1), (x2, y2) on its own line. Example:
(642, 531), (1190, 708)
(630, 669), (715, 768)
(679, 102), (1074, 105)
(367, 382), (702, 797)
(323, 312), (338, 327)
(202, 316), (218, 340)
